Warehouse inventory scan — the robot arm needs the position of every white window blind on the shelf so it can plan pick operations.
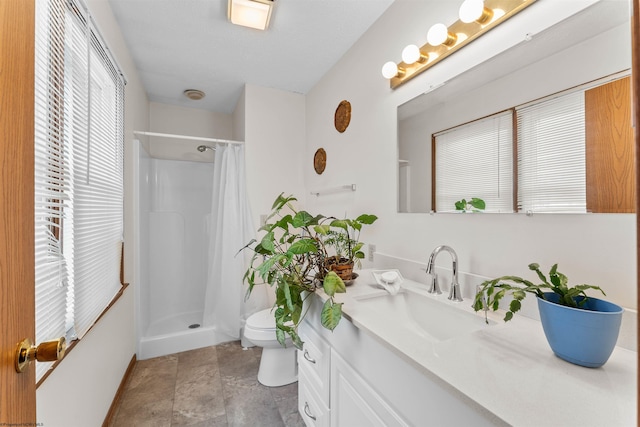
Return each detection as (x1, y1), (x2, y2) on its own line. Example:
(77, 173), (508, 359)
(517, 91), (586, 213)
(34, 0), (69, 382)
(34, 0), (124, 382)
(434, 111), (514, 213)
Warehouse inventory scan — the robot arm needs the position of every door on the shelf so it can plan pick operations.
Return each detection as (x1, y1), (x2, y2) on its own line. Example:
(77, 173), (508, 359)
(585, 76), (635, 213)
(330, 350), (408, 427)
(0, 0), (37, 423)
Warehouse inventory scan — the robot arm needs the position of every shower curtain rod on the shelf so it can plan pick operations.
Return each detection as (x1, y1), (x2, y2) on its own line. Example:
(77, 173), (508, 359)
(133, 131), (244, 145)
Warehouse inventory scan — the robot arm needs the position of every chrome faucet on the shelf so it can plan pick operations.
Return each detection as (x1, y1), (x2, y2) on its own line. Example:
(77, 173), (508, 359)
(425, 245), (463, 302)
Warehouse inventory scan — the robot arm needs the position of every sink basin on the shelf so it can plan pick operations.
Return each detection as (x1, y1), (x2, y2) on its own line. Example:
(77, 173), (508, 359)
(353, 287), (496, 342)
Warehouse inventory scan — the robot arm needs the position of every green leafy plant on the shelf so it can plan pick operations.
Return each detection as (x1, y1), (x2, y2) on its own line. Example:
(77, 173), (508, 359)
(455, 197), (486, 212)
(473, 263), (606, 323)
(241, 193), (377, 348)
(320, 215), (378, 269)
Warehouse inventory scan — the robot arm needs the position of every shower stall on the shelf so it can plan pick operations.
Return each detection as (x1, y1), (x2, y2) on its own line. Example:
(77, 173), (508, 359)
(133, 132), (242, 359)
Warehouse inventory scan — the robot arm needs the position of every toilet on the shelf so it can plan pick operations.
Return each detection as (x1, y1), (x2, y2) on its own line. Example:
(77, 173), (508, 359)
(243, 308), (298, 387)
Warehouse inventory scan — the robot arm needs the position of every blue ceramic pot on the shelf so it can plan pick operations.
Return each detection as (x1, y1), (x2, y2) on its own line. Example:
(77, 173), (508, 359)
(537, 292), (623, 368)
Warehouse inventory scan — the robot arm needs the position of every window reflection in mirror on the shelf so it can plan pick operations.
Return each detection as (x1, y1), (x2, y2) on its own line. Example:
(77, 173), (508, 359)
(397, 1), (632, 214)
(432, 74), (634, 214)
(434, 110), (514, 213)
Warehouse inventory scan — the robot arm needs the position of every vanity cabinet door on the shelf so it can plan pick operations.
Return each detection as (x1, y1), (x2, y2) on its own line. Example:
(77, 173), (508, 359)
(330, 350), (409, 427)
(299, 320), (331, 403)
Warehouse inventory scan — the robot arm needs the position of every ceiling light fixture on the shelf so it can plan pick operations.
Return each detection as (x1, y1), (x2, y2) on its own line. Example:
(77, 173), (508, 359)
(228, 0), (274, 31)
(381, 0), (537, 89)
(184, 89), (206, 100)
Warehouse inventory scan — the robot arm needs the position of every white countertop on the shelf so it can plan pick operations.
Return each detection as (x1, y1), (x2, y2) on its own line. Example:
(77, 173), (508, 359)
(330, 269), (637, 427)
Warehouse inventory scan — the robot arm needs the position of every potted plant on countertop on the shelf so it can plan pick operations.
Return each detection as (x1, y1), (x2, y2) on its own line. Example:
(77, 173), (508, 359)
(320, 214), (378, 283)
(241, 193), (377, 348)
(473, 263), (624, 368)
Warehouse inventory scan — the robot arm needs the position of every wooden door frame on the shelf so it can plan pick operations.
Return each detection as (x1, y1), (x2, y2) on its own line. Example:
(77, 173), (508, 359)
(632, 0), (640, 419)
(0, 0), (37, 423)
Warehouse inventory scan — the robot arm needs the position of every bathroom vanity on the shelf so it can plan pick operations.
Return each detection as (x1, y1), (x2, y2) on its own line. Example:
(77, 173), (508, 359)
(298, 292), (501, 426)
(298, 270), (636, 427)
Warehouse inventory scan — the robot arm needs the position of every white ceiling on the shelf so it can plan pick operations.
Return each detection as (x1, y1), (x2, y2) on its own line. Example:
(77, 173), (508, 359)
(108, 0), (395, 114)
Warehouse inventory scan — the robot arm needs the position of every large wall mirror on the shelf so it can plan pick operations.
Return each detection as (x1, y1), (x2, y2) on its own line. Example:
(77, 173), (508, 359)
(398, 1), (633, 214)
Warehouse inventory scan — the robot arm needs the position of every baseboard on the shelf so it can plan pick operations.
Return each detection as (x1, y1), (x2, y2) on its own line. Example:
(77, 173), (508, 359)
(102, 354), (137, 427)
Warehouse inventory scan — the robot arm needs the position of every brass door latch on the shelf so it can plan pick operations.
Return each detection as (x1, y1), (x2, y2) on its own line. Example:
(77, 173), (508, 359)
(15, 337), (66, 373)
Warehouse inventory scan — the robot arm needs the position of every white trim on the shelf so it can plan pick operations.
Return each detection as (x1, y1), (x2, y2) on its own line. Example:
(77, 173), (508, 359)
(133, 131), (244, 145)
(73, 0), (128, 85)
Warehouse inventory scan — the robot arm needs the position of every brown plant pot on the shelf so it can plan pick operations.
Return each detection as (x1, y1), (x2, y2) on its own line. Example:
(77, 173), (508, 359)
(329, 262), (354, 281)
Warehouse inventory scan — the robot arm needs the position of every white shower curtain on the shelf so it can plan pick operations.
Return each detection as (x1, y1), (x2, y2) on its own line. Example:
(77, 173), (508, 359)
(203, 143), (268, 337)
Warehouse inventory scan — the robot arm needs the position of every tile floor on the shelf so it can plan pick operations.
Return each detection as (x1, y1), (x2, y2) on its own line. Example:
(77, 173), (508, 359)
(109, 341), (305, 427)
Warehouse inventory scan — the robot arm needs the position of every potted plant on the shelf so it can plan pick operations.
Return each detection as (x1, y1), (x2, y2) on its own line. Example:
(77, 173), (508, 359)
(473, 263), (624, 368)
(320, 215), (377, 282)
(454, 197), (485, 212)
(241, 193), (377, 349)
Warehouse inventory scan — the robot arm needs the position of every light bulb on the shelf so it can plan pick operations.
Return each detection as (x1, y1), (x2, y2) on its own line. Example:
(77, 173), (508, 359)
(381, 61), (399, 79)
(459, 0), (482, 23)
(427, 23), (456, 47)
(427, 23), (447, 46)
(402, 44), (421, 64)
(459, 0), (493, 24)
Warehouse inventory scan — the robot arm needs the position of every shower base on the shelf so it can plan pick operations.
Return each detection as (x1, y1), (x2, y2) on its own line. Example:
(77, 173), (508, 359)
(139, 311), (235, 360)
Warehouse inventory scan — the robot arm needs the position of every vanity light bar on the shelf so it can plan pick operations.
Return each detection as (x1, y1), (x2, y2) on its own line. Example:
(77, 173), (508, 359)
(384, 0), (537, 89)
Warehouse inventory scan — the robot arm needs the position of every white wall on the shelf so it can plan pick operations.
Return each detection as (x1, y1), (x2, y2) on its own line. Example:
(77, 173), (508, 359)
(149, 101), (233, 139)
(36, 0), (149, 425)
(398, 115), (431, 213)
(304, 0), (636, 312)
(139, 85), (306, 332)
(232, 86), (246, 141)
(36, 285), (134, 426)
(243, 84), (307, 229)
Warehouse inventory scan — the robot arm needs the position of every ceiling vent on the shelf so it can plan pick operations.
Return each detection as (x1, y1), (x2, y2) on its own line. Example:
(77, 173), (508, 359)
(183, 89), (205, 100)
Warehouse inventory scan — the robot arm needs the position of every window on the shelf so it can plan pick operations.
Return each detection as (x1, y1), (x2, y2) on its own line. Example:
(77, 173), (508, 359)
(34, 0), (125, 382)
(517, 91), (586, 213)
(433, 111), (514, 213)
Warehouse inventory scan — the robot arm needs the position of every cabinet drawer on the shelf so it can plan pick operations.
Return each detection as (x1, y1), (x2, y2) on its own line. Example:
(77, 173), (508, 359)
(299, 321), (331, 403)
(299, 367), (330, 427)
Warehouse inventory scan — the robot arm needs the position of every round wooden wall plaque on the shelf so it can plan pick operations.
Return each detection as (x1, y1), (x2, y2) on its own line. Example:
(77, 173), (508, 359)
(334, 100), (351, 133)
(314, 148), (326, 175)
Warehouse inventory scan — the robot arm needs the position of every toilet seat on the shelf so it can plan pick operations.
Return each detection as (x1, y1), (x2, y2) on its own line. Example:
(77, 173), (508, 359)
(244, 309), (276, 340)
(245, 308), (296, 341)
(246, 308), (277, 330)
(244, 308), (290, 345)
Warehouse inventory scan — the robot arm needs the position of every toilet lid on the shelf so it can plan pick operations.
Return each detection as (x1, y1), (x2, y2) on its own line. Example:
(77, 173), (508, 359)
(247, 309), (277, 329)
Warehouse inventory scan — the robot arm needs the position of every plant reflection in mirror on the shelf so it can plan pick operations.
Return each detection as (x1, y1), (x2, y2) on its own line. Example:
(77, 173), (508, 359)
(455, 197), (485, 212)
